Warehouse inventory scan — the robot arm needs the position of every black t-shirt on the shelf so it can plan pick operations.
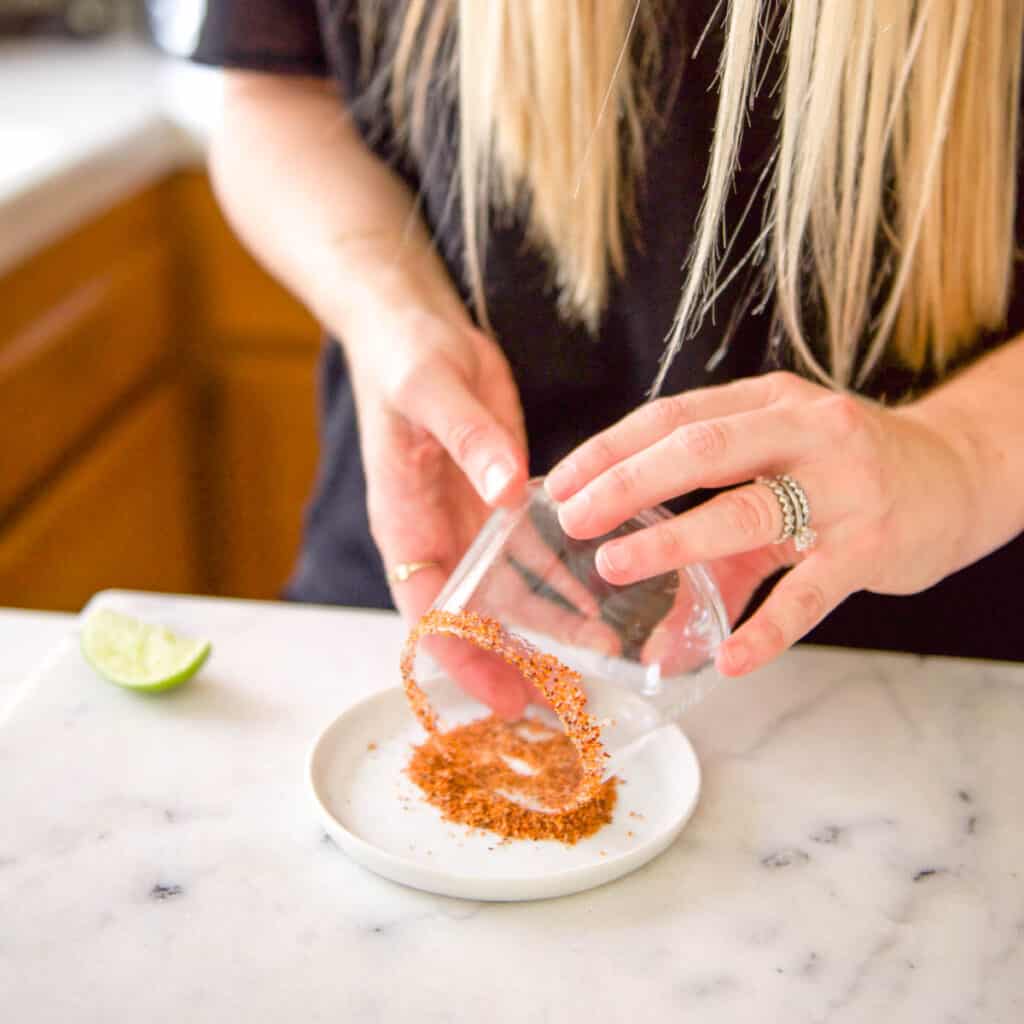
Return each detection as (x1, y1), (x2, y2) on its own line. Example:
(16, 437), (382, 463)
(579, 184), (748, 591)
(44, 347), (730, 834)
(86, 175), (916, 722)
(191, 0), (1024, 660)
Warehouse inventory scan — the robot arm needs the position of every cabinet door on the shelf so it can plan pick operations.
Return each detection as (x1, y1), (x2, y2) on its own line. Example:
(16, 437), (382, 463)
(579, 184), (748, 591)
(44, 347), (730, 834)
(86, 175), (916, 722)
(170, 170), (321, 599)
(0, 240), (174, 515)
(199, 353), (319, 599)
(0, 383), (202, 611)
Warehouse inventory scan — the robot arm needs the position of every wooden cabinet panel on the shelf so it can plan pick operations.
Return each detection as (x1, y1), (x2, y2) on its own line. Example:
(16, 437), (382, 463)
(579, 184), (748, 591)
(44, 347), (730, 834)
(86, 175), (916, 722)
(0, 171), (322, 610)
(170, 170), (322, 597)
(0, 240), (175, 515)
(0, 383), (203, 611)
(198, 353), (319, 599)
(0, 181), (174, 340)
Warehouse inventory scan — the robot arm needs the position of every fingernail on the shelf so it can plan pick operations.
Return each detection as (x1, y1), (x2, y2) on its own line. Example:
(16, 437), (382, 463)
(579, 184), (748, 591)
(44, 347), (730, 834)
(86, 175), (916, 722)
(482, 460), (514, 503)
(721, 640), (751, 675)
(558, 488), (591, 530)
(545, 460), (576, 499)
(598, 542), (629, 577)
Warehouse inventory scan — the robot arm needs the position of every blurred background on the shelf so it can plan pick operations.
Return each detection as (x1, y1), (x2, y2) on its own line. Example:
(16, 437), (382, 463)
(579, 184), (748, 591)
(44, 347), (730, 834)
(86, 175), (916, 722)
(0, 2), (321, 611)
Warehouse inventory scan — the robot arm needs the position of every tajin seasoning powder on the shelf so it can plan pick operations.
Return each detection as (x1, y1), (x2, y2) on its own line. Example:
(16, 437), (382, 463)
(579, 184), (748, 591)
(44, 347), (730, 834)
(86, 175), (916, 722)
(400, 610), (617, 844)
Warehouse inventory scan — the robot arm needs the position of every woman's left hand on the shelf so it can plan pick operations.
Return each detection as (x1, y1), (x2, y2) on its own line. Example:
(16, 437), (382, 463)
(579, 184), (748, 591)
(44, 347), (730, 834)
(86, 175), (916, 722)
(545, 371), (978, 677)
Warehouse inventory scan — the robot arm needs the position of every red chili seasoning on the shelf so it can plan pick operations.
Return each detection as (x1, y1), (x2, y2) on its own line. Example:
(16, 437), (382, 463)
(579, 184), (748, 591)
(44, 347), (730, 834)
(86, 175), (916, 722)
(401, 610), (617, 844)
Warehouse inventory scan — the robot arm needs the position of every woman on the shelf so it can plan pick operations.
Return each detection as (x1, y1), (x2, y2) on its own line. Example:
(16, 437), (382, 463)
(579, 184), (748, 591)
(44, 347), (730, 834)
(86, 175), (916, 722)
(194, 1), (1024, 713)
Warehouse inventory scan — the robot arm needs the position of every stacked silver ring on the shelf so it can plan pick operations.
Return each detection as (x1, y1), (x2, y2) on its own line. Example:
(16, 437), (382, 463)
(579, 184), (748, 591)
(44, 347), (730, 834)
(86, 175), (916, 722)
(757, 474), (817, 552)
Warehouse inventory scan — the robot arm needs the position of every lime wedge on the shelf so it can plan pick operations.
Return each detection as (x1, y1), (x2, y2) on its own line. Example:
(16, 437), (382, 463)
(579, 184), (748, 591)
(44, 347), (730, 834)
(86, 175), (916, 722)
(81, 609), (211, 692)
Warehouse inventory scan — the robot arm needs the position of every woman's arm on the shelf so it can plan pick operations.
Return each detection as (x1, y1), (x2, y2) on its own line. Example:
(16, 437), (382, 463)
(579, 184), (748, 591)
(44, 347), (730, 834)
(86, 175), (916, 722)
(545, 336), (1024, 676)
(209, 71), (536, 715)
(210, 74), (464, 350)
(902, 334), (1024, 570)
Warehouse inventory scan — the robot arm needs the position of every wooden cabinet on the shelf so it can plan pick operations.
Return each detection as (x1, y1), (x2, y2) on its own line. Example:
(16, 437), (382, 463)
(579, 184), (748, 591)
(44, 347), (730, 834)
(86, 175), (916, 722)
(0, 383), (202, 611)
(172, 170), (321, 599)
(196, 353), (319, 599)
(0, 171), (321, 610)
(0, 187), (178, 518)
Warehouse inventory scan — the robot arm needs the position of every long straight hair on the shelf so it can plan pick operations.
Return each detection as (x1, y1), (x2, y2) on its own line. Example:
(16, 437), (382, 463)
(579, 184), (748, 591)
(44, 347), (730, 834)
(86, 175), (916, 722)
(361, 1), (1024, 391)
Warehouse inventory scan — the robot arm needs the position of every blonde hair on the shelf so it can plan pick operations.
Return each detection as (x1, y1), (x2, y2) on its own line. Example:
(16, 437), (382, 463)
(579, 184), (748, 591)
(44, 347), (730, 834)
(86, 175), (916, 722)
(362, 1), (1024, 391)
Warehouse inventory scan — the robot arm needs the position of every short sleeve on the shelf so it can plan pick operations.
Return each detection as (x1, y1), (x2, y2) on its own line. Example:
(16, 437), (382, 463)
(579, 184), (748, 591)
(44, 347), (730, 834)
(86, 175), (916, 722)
(185, 1), (329, 76)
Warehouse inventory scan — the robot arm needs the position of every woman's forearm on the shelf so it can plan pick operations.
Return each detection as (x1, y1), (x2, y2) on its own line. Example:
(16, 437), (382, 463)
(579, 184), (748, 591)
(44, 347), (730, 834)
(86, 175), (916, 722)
(902, 333), (1024, 569)
(207, 69), (530, 614)
(208, 71), (464, 344)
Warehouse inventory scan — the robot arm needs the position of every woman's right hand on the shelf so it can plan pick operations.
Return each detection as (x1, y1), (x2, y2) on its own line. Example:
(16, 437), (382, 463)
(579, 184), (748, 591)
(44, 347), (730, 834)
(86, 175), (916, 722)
(210, 73), (607, 716)
(344, 284), (619, 718)
(342, 286), (540, 717)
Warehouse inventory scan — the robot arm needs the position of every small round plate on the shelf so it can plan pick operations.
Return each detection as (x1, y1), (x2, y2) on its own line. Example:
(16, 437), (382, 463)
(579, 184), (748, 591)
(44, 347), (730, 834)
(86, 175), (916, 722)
(307, 685), (701, 902)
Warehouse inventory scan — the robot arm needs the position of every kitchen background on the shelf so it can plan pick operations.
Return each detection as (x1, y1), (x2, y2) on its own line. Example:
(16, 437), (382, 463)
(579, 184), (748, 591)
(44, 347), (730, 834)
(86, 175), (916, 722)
(0, 1), (322, 611)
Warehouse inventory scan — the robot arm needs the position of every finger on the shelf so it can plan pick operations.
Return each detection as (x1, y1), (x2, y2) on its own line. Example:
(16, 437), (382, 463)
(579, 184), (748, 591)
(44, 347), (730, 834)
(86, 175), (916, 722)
(389, 564), (450, 625)
(503, 516), (602, 617)
(372, 505), (455, 624)
(419, 603), (610, 725)
(402, 359), (528, 507)
(545, 374), (790, 501)
(374, 485), (535, 718)
(366, 450), (458, 622)
(419, 634), (532, 721)
(477, 337), (529, 452)
(492, 561), (621, 658)
(715, 557), (855, 676)
(641, 547), (796, 675)
(468, 555), (620, 712)
(705, 546), (793, 624)
(359, 389), (534, 719)
(388, 539), (536, 719)
(385, 539), (538, 718)
(559, 404), (816, 540)
(639, 585), (720, 676)
(594, 476), (831, 586)
(421, 555), (619, 721)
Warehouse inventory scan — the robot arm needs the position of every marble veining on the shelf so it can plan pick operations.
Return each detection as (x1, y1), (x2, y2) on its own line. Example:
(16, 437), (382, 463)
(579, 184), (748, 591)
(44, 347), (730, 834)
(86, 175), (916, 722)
(0, 591), (1022, 1022)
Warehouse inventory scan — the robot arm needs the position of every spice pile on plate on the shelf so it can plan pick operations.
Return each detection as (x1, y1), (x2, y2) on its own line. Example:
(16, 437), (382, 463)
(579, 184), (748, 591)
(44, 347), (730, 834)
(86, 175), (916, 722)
(401, 610), (617, 844)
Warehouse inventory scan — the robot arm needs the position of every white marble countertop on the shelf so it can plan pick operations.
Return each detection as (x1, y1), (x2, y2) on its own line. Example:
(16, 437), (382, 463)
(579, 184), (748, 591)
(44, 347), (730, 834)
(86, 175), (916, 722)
(0, 33), (220, 275)
(0, 607), (72, 699)
(1, 590), (1022, 1022)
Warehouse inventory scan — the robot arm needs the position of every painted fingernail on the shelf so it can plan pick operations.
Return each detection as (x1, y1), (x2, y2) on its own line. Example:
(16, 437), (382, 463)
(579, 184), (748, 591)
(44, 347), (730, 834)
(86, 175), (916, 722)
(481, 460), (514, 503)
(597, 542), (629, 578)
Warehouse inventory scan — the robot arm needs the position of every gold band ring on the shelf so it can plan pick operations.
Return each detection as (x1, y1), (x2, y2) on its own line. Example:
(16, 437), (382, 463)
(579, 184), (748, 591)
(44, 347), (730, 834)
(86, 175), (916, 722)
(389, 560), (442, 584)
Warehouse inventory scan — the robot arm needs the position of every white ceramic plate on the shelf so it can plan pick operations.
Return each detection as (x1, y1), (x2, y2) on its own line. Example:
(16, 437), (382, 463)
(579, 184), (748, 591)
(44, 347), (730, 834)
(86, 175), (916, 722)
(307, 683), (701, 901)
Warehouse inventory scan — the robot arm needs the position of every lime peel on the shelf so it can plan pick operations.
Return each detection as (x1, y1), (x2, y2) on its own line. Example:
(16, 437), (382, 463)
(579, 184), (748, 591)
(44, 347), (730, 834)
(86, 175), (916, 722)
(81, 609), (211, 692)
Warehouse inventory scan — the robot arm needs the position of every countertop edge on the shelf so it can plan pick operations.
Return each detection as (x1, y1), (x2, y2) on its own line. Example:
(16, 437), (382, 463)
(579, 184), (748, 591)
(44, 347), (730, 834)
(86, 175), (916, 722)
(0, 40), (218, 275)
(0, 115), (202, 276)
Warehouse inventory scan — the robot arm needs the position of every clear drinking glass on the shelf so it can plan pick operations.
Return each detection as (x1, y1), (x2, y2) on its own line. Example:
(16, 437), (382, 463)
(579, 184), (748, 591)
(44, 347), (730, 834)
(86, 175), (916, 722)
(409, 479), (730, 777)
